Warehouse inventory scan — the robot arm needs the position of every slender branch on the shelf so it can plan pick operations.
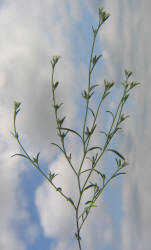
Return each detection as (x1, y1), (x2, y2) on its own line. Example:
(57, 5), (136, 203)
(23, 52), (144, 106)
(51, 64), (78, 177)
(82, 25), (100, 142)
(12, 7), (140, 250)
(12, 109), (70, 203)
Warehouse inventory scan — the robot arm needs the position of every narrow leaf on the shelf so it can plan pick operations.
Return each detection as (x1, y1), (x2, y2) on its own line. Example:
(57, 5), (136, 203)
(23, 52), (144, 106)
(129, 81), (141, 90)
(57, 116), (66, 127)
(85, 200), (92, 205)
(51, 143), (64, 153)
(119, 114), (130, 123)
(33, 152), (40, 164)
(102, 91), (110, 100)
(15, 109), (20, 116)
(93, 169), (104, 177)
(112, 172), (126, 179)
(54, 81), (59, 89)
(14, 101), (21, 110)
(92, 55), (102, 65)
(115, 158), (122, 168)
(84, 184), (97, 191)
(107, 149), (125, 160)
(11, 153), (27, 159)
(87, 146), (102, 152)
(89, 84), (99, 92)
(67, 197), (75, 206)
(54, 103), (63, 112)
(125, 70), (133, 79)
(89, 91), (94, 99)
(106, 110), (114, 120)
(48, 172), (58, 181)
(82, 90), (88, 100)
(99, 131), (107, 137)
(88, 107), (96, 119)
(59, 127), (83, 141)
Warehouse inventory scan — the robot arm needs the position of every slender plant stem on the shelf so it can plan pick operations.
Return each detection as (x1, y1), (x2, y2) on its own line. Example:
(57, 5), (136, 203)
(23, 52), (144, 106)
(51, 66), (78, 177)
(82, 25), (100, 142)
(75, 208), (82, 250)
(12, 8), (140, 250)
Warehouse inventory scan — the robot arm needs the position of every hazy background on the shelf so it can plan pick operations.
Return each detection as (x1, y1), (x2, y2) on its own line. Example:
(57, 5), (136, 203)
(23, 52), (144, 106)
(0, 0), (151, 250)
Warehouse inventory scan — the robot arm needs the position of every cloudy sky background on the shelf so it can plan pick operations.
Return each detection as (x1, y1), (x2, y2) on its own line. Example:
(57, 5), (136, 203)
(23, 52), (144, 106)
(0, 0), (151, 250)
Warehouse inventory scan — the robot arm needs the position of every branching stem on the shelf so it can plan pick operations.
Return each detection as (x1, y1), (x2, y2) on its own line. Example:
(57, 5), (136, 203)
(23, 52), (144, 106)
(12, 7), (140, 250)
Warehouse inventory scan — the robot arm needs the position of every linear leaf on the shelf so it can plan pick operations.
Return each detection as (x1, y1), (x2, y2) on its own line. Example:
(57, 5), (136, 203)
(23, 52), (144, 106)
(107, 149), (125, 160)
(125, 70), (133, 79)
(129, 81), (140, 90)
(89, 84), (99, 92)
(54, 103), (63, 112)
(93, 169), (105, 180)
(87, 146), (102, 152)
(102, 91), (110, 100)
(15, 109), (20, 116)
(106, 110), (114, 120)
(11, 153), (27, 159)
(111, 172), (126, 179)
(99, 131), (107, 137)
(59, 127), (83, 140)
(88, 107), (96, 119)
(53, 81), (59, 90)
(84, 184), (97, 191)
(57, 116), (66, 127)
(67, 197), (75, 206)
(49, 172), (58, 181)
(51, 143), (64, 153)
(85, 200), (92, 205)
(33, 152), (40, 164)
(14, 101), (21, 110)
(92, 55), (102, 65)
(82, 90), (88, 100)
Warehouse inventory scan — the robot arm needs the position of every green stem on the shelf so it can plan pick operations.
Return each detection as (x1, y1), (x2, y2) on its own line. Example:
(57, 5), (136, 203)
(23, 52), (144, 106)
(13, 118), (69, 202)
(80, 85), (128, 199)
(75, 208), (82, 250)
(82, 25), (100, 142)
(51, 67), (78, 177)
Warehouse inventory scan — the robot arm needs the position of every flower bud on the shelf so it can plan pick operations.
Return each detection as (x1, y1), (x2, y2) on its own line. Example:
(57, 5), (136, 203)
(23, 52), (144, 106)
(99, 7), (110, 24)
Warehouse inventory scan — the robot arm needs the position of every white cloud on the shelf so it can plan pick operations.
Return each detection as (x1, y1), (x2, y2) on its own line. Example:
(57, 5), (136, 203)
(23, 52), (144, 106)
(35, 154), (113, 250)
(83, 1), (151, 250)
(0, 144), (37, 250)
(84, 0), (105, 13)
(1, 0), (151, 250)
(0, 0), (82, 249)
(0, 0), (83, 156)
(35, 155), (76, 237)
(95, 1), (151, 250)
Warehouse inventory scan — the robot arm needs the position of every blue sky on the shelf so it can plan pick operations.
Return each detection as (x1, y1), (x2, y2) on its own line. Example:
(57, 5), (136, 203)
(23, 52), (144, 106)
(0, 1), (151, 250)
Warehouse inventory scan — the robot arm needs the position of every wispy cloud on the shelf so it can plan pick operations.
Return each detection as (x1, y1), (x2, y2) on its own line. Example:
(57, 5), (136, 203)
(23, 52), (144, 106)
(35, 151), (113, 249)
(1, 0), (151, 250)
(0, 0), (88, 249)
(0, 0), (82, 249)
(99, 1), (151, 250)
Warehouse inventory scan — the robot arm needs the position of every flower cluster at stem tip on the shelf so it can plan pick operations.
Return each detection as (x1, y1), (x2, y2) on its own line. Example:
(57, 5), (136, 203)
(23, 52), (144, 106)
(99, 7), (110, 24)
